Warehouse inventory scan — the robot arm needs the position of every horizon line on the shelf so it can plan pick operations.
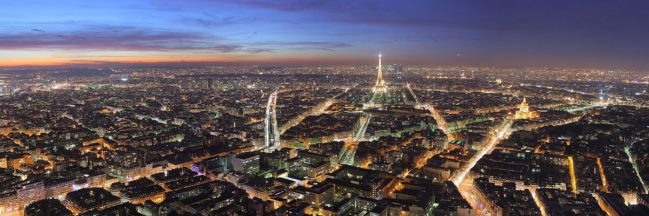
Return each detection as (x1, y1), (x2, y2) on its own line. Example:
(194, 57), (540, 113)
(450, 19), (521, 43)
(2, 60), (646, 72)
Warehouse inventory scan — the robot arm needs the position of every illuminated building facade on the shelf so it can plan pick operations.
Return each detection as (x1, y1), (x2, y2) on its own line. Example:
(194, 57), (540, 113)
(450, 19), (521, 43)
(514, 98), (539, 119)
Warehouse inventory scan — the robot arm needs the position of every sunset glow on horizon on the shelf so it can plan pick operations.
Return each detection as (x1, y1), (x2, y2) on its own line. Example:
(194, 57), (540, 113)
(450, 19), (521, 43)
(1, 0), (649, 68)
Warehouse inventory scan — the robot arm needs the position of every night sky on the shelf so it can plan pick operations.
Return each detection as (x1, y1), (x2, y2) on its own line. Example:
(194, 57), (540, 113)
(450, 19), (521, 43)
(1, 0), (648, 68)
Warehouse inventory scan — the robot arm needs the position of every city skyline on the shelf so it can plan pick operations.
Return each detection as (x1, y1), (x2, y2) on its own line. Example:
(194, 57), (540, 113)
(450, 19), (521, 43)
(2, 60), (648, 216)
(2, 2), (649, 216)
(2, 0), (649, 69)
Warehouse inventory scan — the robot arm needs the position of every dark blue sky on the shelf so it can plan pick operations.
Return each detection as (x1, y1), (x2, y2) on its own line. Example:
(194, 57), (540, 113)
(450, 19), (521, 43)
(1, 0), (648, 68)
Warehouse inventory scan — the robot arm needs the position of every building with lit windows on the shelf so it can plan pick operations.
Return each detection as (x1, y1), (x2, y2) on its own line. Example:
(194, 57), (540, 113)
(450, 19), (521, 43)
(231, 152), (260, 176)
(63, 188), (120, 215)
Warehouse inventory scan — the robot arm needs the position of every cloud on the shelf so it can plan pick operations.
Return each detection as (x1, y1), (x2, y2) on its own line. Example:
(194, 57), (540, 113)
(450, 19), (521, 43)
(180, 13), (258, 27)
(217, 0), (649, 68)
(206, 0), (468, 27)
(244, 48), (274, 53)
(0, 25), (241, 52)
(209, 0), (649, 36)
(208, 44), (243, 52)
(0, 25), (352, 54)
(206, 0), (327, 12)
(249, 41), (351, 51)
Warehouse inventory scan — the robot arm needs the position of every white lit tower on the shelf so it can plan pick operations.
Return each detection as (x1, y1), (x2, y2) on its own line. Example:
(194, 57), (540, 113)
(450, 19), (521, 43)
(372, 53), (387, 93)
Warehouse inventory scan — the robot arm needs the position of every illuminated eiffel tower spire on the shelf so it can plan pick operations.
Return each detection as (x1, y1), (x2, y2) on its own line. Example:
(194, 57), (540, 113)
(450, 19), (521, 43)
(373, 52), (386, 92)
